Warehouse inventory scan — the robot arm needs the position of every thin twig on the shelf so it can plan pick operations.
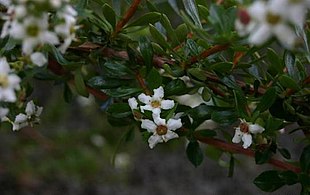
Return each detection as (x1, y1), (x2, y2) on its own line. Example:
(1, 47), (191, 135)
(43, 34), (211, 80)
(112, 0), (142, 37)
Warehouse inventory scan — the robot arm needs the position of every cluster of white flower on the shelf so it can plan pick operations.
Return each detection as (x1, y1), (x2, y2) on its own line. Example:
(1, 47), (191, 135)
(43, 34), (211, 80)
(128, 86), (182, 149)
(235, 0), (310, 48)
(232, 119), (265, 149)
(0, 57), (42, 131)
(0, 0), (78, 66)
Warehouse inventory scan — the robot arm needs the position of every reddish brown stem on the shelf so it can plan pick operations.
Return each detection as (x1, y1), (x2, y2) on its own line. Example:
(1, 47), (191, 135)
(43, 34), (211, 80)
(195, 135), (301, 173)
(112, 0), (142, 37)
(188, 44), (230, 67)
(136, 71), (151, 95)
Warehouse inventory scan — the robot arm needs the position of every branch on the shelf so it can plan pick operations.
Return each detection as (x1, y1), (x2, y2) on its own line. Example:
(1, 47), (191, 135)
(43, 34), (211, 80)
(112, 0), (142, 37)
(195, 135), (301, 173)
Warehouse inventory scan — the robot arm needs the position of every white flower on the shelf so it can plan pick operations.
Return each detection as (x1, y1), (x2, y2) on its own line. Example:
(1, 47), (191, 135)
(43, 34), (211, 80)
(0, 107), (9, 120)
(12, 100), (43, 131)
(30, 52), (47, 67)
(141, 113), (182, 149)
(0, 0), (11, 7)
(236, 1), (300, 48)
(0, 57), (21, 102)
(232, 119), (265, 149)
(9, 15), (59, 54)
(138, 86), (175, 115)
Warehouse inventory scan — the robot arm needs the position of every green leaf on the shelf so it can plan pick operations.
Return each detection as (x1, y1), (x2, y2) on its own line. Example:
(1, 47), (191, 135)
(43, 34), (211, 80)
(209, 62), (233, 73)
(186, 141), (204, 167)
(188, 105), (212, 129)
(255, 87), (277, 112)
(278, 171), (298, 185)
(74, 69), (89, 97)
(197, 5), (209, 21)
(208, 4), (225, 33)
(139, 36), (154, 71)
(63, 83), (73, 103)
(175, 23), (189, 43)
(201, 87), (211, 102)
(101, 61), (134, 79)
(160, 14), (179, 46)
(107, 103), (132, 118)
(254, 170), (285, 192)
(284, 50), (299, 80)
(255, 149), (272, 164)
(183, 0), (202, 28)
(149, 24), (170, 49)
(278, 75), (300, 91)
(102, 4), (116, 28)
(164, 79), (189, 96)
(211, 110), (237, 126)
(267, 48), (283, 75)
(127, 12), (161, 27)
(300, 145), (310, 173)
(146, 68), (162, 90)
(188, 68), (206, 81)
(104, 87), (142, 98)
(233, 90), (248, 118)
(228, 155), (234, 177)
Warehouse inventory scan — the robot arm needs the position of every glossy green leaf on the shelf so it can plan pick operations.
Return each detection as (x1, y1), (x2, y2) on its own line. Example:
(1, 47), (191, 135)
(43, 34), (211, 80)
(160, 14), (179, 46)
(278, 75), (300, 90)
(164, 79), (189, 96)
(278, 171), (298, 185)
(209, 62), (233, 73)
(149, 24), (170, 49)
(267, 48), (283, 75)
(284, 50), (299, 80)
(254, 170), (285, 192)
(255, 87), (277, 112)
(188, 104), (212, 129)
(127, 12), (161, 27)
(104, 87), (142, 98)
(146, 68), (162, 90)
(102, 3), (116, 28)
(186, 141), (204, 167)
(211, 110), (237, 126)
(101, 61), (134, 79)
(107, 103), (132, 118)
(183, 0), (202, 28)
(139, 36), (154, 71)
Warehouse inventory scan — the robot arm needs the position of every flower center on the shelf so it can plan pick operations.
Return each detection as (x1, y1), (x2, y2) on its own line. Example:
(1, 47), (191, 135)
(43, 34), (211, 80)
(26, 24), (40, 37)
(151, 100), (161, 108)
(156, 125), (168, 135)
(239, 122), (249, 133)
(266, 12), (281, 25)
(0, 74), (9, 88)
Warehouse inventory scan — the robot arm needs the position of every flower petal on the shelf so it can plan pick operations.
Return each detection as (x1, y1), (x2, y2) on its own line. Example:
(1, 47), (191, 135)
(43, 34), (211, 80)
(249, 124), (265, 134)
(167, 118), (182, 131)
(241, 133), (252, 149)
(232, 128), (243, 144)
(273, 23), (297, 48)
(128, 97), (138, 110)
(248, 24), (272, 45)
(161, 99), (175, 110)
(153, 114), (166, 126)
(25, 101), (36, 116)
(141, 119), (157, 133)
(162, 130), (179, 142)
(140, 104), (153, 113)
(30, 52), (47, 67)
(153, 86), (164, 100)
(148, 134), (163, 149)
(138, 93), (151, 104)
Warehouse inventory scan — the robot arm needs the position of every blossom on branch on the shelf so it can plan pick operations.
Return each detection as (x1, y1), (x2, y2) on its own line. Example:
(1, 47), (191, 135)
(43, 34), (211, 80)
(141, 113), (182, 149)
(232, 119), (265, 149)
(12, 100), (43, 131)
(138, 86), (175, 115)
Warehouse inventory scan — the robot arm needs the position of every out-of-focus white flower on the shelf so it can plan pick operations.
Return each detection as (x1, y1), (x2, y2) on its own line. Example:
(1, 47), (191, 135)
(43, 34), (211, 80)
(0, 107), (9, 120)
(0, 57), (21, 102)
(30, 52), (47, 67)
(12, 100), (43, 131)
(138, 86), (175, 115)
(0, 0), (11, 7)
(232, 119), (265, 149)
(236, 0), (302, 48)
(9, 15), (59, 54)
(141, 113), (182, 149)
